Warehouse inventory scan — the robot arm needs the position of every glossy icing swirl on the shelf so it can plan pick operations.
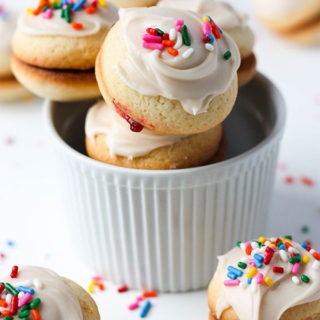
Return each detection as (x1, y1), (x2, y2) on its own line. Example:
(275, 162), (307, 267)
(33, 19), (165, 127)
(116, 7), (240, 115)
(85, 101), (188, 158)
(17, 2), (118, 37)
(1, 266), (83, 319)
(215, 237), (320, 320)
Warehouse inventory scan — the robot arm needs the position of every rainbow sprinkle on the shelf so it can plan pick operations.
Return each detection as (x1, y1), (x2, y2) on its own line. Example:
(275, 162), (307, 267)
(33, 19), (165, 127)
(142, 15), (226, 58)
(224, 236), (320, 290)
(26, 0), (107, 30)
(0, 266), (42, 319)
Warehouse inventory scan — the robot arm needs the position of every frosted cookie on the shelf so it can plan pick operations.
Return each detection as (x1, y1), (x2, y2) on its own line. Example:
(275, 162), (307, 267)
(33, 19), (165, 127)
(110, 0), (158, 8)
(0, 4), (31, 102)
(253, 0), (320, 45)
(85, 100), (224, 169)
(157, 0), (256, 86)
(208, 236), (320, 320)
(11, 0), (118, 101)
(0, 265), (100, 319)
(96, 6), (240, 135)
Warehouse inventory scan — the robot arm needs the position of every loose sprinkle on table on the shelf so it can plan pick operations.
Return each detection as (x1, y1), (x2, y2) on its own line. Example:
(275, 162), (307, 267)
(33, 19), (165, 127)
(140, 300), (152, 318)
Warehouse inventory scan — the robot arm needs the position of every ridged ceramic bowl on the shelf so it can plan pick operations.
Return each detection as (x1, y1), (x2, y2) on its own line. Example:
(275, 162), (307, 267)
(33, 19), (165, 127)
(44, 73), (286, 292)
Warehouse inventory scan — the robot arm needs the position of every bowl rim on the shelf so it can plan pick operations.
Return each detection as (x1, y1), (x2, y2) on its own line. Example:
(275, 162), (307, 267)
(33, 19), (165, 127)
(43, 72), (286, 177)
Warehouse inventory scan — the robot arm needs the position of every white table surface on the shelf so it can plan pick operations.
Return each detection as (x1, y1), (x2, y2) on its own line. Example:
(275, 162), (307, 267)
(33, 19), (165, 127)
(1, 0), (320, 319)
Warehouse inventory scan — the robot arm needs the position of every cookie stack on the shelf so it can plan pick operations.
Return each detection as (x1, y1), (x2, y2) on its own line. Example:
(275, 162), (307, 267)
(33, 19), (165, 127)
(11, 0), (118, 102)
(253, 0), (320, 45)
(110, 0), (159, 8)
(85, 6), (241, 170)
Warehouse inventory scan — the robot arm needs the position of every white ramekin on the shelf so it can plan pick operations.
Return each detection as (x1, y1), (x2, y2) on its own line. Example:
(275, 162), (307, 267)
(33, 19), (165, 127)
(43, 73), (286, 292)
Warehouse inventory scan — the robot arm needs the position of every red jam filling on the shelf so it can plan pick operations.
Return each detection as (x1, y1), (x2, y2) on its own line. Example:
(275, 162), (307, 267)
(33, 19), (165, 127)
(113, 101), (144, 133)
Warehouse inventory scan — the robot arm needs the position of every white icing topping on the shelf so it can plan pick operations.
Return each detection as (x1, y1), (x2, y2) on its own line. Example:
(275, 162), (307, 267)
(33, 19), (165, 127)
(215, 239), (320, 320)
(1, 266), (83, 319)
(85, 100), (188, 158)
(18, 2), (118, 37)
(116, 7), (240, 115)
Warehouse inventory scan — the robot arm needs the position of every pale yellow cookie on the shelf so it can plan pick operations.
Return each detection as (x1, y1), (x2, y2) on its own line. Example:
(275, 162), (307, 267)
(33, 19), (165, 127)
(12, 27), (110, 71)
(86, 123), (224, 170)
(237, 53), (257, 87)
(208, 236), (320, 320)
(11, 56), (100, 102)
(110, 0), (158, 7)
(11, 1), (118, 101)
(208, 271), (320, 320)
(254, 0), (320, 45)
(63, 278), (100, 319)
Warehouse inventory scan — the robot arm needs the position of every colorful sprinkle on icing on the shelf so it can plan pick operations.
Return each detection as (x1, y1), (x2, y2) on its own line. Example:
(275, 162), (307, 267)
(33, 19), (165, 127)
(0, 266), (42, 319)
(26, 0), (107, 29)
(224, 236), (320, 290)
(142, 16), (229, 58)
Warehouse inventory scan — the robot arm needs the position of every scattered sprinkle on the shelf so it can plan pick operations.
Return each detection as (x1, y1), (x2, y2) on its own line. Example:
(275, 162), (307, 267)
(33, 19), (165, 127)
(284, 176), (294, 184)
(142, 291), (157, 298)
(88, 277), (105, 294)
(140, 300), (152, 318)
(300, 176), (315, 187)
(117, 285), (129, 293)
(301, 225), (310, 234)
(6, 240), (15, 247)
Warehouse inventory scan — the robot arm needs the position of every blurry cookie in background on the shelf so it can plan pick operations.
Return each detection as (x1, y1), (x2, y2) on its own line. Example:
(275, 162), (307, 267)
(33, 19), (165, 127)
(253, 0), (320, 45)
(11, 1), (118, 102)
(0, 4), (32, 103)
(109, 0), (158, 8)
(157, 0), (257, 86)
